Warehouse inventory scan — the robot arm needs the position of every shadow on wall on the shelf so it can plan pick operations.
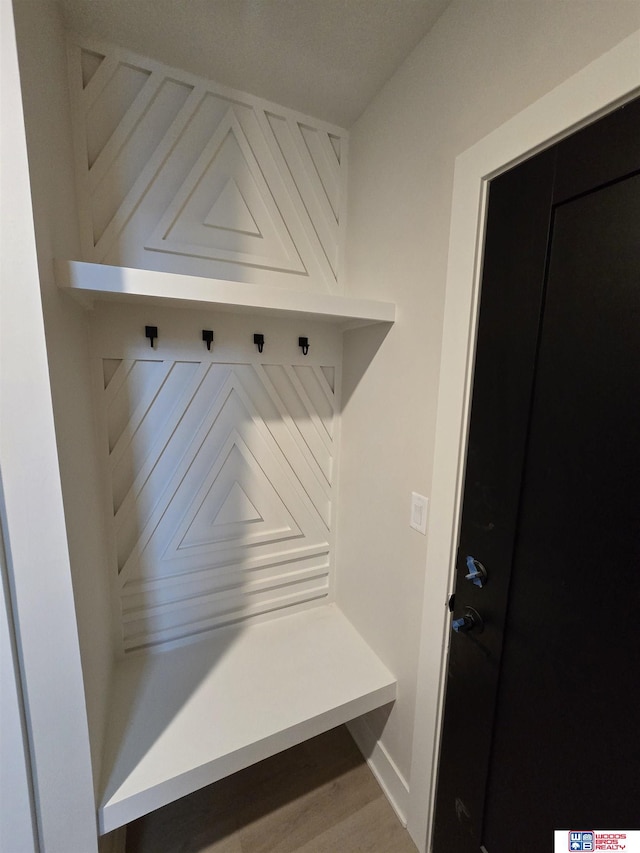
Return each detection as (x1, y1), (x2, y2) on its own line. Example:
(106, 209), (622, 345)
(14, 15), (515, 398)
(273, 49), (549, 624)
(93, 283), (344, 654)
(340, 322), (393, 409)
(103, 352), (333, 655)
(96, 309), (344, 813)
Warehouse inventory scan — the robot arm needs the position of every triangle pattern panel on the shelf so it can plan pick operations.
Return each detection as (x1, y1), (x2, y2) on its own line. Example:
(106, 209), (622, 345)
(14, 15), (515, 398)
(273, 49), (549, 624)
(120, 368), (328, 583)
(110, 358), (332, 651)
(69, 37), (346, 291)
(259, 364), (334, 489)
(80, 48), (106, 89)
(264, 112), (340, 280)
(320, 366), (336, 393)
(203, 177), (261, 237)
(298, 123), (341, 222)
(174, 437), (302, 550)
(232, 363), (333, 527)
(89, 79), (200, 260)
(146, 108), (306, 273)
(86, 61), (152, 170)
(110, 360), (205, 516)
(112, 362), (233, 572)
(102, 358), (123, 390)
(291, 365), (335, 440)
(106, 359), (168, 454)
(117, 371), (247, 577)
(215, 481), (262, 525)
(329, 134), (341, 164)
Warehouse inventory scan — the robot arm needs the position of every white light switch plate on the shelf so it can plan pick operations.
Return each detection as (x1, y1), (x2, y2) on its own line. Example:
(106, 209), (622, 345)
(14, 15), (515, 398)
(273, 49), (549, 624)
(410, 492), (429, 535)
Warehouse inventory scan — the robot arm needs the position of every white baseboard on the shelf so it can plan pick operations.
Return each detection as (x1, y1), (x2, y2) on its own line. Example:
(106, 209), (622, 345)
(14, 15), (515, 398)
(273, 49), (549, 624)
(347, 716), (410, 826)
(98, 826), (127, 853)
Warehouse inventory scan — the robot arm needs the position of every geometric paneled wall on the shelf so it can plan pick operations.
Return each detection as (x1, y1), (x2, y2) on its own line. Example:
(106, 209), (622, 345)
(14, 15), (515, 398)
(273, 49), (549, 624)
(67, 36), (347, 294)
(91, 305), (339, 654)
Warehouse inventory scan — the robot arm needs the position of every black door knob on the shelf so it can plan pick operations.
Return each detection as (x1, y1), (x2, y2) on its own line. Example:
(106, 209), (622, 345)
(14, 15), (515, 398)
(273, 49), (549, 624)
(452, 605), (484, 634)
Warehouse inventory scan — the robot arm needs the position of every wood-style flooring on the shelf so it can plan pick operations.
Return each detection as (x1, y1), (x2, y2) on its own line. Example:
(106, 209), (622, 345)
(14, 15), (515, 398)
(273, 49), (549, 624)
(126, 725), (418, 853)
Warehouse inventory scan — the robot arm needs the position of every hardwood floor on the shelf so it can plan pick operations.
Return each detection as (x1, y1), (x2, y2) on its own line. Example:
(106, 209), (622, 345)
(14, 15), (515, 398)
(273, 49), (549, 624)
(126, 725), (418, 853)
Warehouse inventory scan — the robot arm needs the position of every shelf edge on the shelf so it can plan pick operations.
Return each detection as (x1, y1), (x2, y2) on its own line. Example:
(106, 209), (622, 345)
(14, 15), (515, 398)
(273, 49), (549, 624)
(99, 680), (396, 834)
(55, 260), (395, 328)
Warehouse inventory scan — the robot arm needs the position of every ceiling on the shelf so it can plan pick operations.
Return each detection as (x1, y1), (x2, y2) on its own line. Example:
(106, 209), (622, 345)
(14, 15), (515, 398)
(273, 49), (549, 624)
(59, 0), (449, 127)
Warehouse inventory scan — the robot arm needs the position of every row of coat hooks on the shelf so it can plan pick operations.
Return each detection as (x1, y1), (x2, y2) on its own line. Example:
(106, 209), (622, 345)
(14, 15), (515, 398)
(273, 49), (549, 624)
(144, 326), (310, 355)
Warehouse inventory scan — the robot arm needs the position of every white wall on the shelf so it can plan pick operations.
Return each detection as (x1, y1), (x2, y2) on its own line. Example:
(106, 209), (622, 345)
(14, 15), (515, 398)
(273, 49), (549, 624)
(1, 1), (98, 848)
(337, 0), (640, 831)
(12, 0), (115, 797)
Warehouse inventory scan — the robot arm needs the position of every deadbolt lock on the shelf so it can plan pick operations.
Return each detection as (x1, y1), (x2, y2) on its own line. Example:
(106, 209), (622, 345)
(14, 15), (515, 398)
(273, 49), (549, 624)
(452, 605), (484, 634)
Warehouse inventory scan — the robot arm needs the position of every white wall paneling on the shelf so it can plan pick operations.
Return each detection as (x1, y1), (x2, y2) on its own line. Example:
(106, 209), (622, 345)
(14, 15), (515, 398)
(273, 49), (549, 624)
(86, 303), (398, 833)
(90, 303), (342, 654)
(61, 239), (396, 828)
(67, 35), (348, 293)
(56, 35), (392, 824)
(84, 294), (398, 832)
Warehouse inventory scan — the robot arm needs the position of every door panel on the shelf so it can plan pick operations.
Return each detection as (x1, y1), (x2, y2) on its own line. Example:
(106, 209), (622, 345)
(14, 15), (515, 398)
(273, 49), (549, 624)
(432, 147), (556, 853)
(483, 171), (640, 850)
(433, 97), (640, 852)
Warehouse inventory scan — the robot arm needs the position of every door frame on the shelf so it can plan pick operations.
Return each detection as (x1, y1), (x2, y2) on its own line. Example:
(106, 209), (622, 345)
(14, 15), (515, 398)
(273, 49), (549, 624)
(407, 29), (640, 853)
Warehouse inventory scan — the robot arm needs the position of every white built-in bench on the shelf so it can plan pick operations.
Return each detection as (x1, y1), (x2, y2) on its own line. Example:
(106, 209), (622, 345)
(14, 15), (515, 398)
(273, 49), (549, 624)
(99, 604), (396, 833)
(56, 260), (397, 834)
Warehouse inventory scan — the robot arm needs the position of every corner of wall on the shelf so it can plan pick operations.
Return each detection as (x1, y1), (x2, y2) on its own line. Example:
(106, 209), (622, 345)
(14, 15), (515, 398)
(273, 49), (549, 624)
(346, 714), (410, 826)
(11, 0), (115, 798)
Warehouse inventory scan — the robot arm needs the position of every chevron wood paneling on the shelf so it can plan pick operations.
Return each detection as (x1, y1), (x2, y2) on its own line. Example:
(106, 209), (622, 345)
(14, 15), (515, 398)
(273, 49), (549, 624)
(92, 307), (340, 653)
(67, 36), (347, 293)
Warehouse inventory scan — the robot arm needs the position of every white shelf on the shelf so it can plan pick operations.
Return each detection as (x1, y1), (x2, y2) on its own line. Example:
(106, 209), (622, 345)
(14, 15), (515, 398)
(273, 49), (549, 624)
(98, 604), (396, 834)
(55, 260), (395, 329)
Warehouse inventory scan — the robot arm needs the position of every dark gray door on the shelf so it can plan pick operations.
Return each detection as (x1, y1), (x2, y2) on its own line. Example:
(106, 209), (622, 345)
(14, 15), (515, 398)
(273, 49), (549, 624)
(433, 97), (640, 852)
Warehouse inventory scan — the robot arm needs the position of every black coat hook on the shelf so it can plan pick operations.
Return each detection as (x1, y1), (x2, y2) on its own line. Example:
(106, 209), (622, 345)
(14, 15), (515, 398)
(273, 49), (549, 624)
(298, 336), (310, 356)
(202, 330), (214, 351)
(145, 325), (158, 348)
(254, 333), (264, 353)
